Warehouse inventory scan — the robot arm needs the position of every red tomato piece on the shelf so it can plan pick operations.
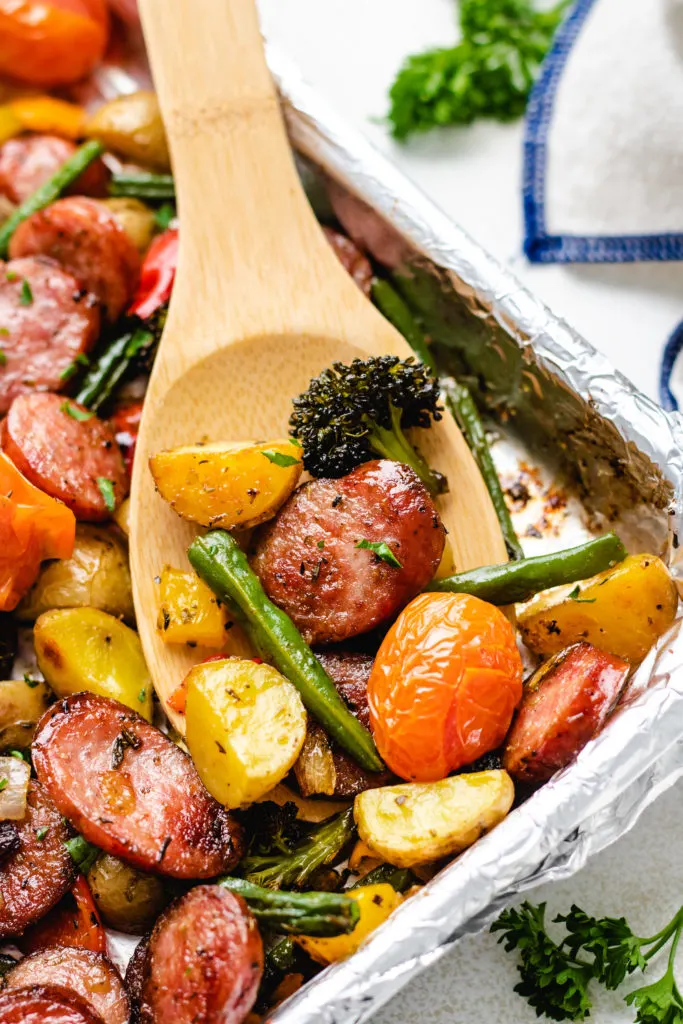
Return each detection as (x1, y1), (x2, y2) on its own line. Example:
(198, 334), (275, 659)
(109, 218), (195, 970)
(19, 875), (106, 956)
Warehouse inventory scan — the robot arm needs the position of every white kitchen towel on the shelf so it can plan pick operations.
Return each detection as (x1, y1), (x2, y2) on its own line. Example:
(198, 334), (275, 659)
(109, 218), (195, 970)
(523, 0), (683, 263)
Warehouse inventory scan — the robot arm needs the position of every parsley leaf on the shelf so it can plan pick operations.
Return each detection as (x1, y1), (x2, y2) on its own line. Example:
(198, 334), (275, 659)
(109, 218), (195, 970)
(0, 777), (7, 792)
(63, 834), (100, 874)
(60, 401), (94, 422)
(97, 477), (116, 513)
(19, 279), (33, 305)
(556, 905), (646, 989)
(261, 449), (301, 468)
(568, 585), (596, 604)
(23, 673), (39, 688)
(154, 202), (176, 231)
(35, 826), (49, 841)
(355, 538), (402, 568)
(0, 350), (6, 366)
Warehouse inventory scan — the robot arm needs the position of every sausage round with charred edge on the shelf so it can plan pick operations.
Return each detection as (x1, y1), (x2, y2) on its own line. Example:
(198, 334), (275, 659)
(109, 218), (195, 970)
(2, 393), (128, 521)
(252, 460), (446, 646)
(138, 886), (263, 1024)
(0, 986), (105, 1024)
(9, 196), (140, 321)
(503, 642), (630, 783)
(0, 257), (100, 415)
(6, 948), (128, 1024)
(0, 781), (75, 939)
(0, 136), (108, 205)
(32, 692), (243, 880)
(322, 226), (372, 296)
(123, 939), (148, 1024)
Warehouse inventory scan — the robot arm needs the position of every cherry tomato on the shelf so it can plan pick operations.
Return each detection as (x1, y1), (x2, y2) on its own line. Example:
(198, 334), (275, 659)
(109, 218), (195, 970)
(0, 0), (110, 87)
(19, 875), (106, 954)
(368, 592), (523, 782)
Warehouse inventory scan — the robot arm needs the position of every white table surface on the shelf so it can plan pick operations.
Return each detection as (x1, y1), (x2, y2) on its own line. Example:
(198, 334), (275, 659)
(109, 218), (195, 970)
(258, 3), (683, 1021)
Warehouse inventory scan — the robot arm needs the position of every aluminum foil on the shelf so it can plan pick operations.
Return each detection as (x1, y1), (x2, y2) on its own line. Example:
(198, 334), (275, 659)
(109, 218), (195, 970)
(82, 32), (683, 1024)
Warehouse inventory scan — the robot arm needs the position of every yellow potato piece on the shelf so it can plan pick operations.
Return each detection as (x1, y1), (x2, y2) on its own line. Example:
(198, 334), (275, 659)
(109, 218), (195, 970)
(0, 678), (51, 752)
(185, 657), (307, 809)
(518, 553), (678, 664)
(84, 91), (170, 170)
(298, 884), (402, 965)
(34, 608), (153, 722)
(150, 439), (302, 530)
(354, 770), (514, 868)
(156, 566), (229, 648)
(101, 198), (156, 255)
(114, 497), (131, 537)
(17, 525), (134, 623)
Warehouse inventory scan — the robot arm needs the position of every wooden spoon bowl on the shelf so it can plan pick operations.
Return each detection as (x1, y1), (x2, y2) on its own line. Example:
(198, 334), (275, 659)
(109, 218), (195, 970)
(130, 0), (507, 731)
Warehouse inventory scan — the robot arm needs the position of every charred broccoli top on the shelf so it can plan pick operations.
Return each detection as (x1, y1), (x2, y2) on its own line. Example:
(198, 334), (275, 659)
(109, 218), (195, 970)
(289, 356), (447, 495)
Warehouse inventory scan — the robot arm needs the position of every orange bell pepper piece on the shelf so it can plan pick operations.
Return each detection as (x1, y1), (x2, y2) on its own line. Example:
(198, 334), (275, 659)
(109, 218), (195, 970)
(19, 875), (106, 955)
(0, 452), (75, 611)
(9, 96), (86, 139)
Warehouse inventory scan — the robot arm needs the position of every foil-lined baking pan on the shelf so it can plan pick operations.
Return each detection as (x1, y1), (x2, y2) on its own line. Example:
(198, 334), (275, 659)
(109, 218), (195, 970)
(82, 35), (683, 1024)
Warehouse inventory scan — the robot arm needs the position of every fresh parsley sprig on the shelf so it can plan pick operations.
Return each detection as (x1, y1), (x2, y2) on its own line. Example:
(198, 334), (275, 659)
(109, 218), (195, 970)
(493, 901), (683, 1023)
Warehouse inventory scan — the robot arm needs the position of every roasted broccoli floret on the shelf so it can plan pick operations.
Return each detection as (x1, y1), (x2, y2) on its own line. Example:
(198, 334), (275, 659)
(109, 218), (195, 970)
(289, 356), (446, 495)
(240, 808), (355, 891)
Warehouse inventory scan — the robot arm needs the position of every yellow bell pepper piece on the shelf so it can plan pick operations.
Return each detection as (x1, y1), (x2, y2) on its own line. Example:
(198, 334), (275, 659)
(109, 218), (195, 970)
(0, 105), (23, 146)
(297, 884), (402, 965)
(9, 97), (86, 140)
(156, 565), (229, 648)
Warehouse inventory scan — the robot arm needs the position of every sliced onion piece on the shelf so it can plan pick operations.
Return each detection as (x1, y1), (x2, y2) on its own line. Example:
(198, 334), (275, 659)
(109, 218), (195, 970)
(0, 756), (30, 820)
(294, 724), (337, 797)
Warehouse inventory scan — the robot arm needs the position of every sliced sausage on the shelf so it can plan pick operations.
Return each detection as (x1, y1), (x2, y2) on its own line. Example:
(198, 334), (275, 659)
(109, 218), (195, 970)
(0, 781), (75, 939)
(0, 257), (100, 415)
(503, 642), (630, 783)
(6, 948), (128, 1024)
(32, 693), (244, 880)
(252, 459), (446, 645)
(123, 939), (148, 1024)
(0, 985), (105, 1024)
(0, 821), (20, 863)
(9, 197), (140, 321)
(139, 886), (262, 1024)
(2, 392), (128, 521)
(0, 136), (108, 205)
(322, 226), (372, 296)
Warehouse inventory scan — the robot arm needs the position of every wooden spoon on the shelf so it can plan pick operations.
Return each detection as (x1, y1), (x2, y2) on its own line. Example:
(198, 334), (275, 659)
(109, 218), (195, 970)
(130, 0), (507, 730)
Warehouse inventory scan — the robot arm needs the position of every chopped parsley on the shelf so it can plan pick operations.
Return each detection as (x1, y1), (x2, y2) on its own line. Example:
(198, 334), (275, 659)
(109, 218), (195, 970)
(317, 540), (325, 550)
(35, 826), (49, 841)
(155, 202), (176, 231)
(23, 673), (39, 688)
(19, 279), (33, 306)
(261, 449), (301, 468)
(5, 271), (17, 282)
(0, 327), (8, 336)
(0, 350), (6, 367)
(97, 477), (116, 513)
(60, 400), (94, 422)
(9, 750), (24, 761)
(569, 585), (596, 604)
(355, 538), (402, 568)
(138, 687), (147, 704)
(59, 353), (90, 382)
(0, 778), (8, 792)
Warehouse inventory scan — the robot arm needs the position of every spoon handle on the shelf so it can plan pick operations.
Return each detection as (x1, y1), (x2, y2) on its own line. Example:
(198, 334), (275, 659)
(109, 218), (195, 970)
(137, 0), (322, 310)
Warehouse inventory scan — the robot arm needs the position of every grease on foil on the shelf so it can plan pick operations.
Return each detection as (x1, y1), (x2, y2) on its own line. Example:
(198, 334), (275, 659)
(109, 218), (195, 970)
(74, 38), (683, 1024)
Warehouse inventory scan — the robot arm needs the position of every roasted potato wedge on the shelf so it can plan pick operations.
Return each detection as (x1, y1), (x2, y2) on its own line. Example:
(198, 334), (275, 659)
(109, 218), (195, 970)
(156, 566), (229, 648)
(87, 853), (169, 934)
(298, 884), (402, 965)
(150, 439), (303, 530)
(101, 198), (156, 254)
(114, 497), (130, 537)
(354, 770), (514, 867)
(17, 525), (134, 623)
(34, 608), (153, 721)
(84, 91), (170, 170)
(0, 677), (51, 752)
(185, 657), (307, 809)
(518, 553), (678, 664)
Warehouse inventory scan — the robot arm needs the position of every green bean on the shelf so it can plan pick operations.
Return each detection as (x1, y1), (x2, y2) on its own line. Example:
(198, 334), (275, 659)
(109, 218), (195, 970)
(74, 327), (154, 412)
(0, 141), (104, 258)
(109, 172), (175, 200)
(351, 864), (414, 892)
(371, 278), (436, 371)
(427, 533), (627, 605)
(219, 877), (360, 936)
(188, 530), (384, 772)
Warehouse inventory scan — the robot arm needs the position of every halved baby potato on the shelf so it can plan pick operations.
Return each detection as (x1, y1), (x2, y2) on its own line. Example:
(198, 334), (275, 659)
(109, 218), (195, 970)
(354, 770), (514, 867)
(156, 565), (229, 648)
(34, 607), (153, 721)
(17, 525), (134, 623)
(150, 439), (303, 530)
(185, 657), (307, 809)
(518, 553), (678, 664)
(0, 677), (52, 752)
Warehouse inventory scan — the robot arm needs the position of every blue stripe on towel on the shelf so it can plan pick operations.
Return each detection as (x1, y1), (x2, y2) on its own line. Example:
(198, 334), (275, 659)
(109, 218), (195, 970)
(523, 0), (683, 263)
(659, 321), (683, 412)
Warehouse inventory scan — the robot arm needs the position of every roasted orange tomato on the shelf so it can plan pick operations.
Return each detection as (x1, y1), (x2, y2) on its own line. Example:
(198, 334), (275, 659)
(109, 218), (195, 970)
(368, 592), (523, 782)
(0, 0), (110, 87)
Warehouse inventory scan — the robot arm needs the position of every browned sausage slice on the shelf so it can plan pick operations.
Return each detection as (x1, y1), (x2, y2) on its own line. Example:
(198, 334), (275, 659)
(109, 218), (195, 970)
(0, 257), (100, 414)
(2, 392), (128, 521)
(9, 197), (140, 320)
(322, 226), (372, 296)
(123, 939), (148, 1024)
(139, 887), (263, 1024)
(0, 136), (108, 205)
(0, 781), (75, 939)
(503, 642), (630, 783)
(6, 948), (128, 1024)
(0, 985), (105, 1024)
(0, 821), (20, 863)
(252, 459), (445, 645)
(32, 693), (243, 880)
